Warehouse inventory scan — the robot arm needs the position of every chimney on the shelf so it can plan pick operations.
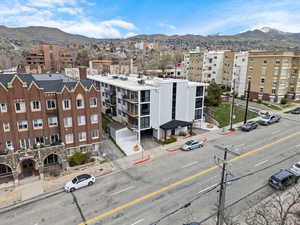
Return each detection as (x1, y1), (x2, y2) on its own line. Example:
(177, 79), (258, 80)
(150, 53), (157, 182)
(79, 66), (87, 79)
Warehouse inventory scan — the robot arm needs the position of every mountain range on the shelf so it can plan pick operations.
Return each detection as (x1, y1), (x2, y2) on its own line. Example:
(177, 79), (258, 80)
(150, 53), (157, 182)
(0, 25), (300, 58)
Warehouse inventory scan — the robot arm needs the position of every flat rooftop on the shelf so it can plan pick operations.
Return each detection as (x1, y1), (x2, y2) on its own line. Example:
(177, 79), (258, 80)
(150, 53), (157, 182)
(88, 74), (206, 91)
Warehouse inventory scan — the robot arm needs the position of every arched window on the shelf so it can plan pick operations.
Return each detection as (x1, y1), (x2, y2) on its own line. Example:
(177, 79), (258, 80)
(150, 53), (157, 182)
(44, 154), (59, 166)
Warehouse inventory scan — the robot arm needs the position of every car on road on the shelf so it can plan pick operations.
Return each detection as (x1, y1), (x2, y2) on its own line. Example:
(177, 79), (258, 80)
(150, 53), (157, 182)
(258, 114), (281, 125)
(268, 169), (299, 190)
(181, 140), (204, 151)
(290, 161), (300, 176)
(290, 107), (300, 114)
(64, 174), (96, 192)
(240, 121), (258, 131)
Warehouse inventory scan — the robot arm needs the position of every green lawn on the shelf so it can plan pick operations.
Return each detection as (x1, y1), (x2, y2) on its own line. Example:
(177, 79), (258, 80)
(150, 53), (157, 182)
(102, 113), (111, 133)
(212, 104), (258, 128)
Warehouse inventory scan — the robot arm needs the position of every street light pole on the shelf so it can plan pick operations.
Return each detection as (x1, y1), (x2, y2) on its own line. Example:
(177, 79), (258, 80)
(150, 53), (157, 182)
(229, 79), (236, 130)
(244, 80), (251, 124)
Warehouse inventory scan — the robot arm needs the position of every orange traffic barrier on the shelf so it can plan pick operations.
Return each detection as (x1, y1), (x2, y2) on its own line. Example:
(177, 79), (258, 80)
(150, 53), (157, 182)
(133, 154), (151, 165)
(166, 147), (181, 152)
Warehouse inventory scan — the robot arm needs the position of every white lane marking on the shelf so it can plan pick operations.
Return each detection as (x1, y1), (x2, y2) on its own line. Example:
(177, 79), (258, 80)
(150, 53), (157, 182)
(255, 160), (269, 167)
(272, 130), (281, 135)
(181, 161), (198, 169)
(130, 219), (144, 225)
(111, 186), (135, 196)
(296, 144), (300, 148)
(197, 183), (218, 194)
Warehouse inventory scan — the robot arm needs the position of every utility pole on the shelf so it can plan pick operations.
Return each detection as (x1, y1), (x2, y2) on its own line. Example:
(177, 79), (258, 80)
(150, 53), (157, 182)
(229, 79), (236, 130)
(216, 148), (228, 225)
(243, 80), (251, 124)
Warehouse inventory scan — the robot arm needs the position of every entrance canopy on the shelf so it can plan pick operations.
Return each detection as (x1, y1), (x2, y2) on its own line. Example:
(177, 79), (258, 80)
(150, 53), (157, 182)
(160, 120), (192, 130)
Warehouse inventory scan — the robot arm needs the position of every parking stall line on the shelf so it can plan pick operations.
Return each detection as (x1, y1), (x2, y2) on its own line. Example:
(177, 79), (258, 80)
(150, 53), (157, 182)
(181, 161), (198, 169)
(130, 218), (144, 225)
(254, 159), (269, 167)
(111, 186), (135, 196)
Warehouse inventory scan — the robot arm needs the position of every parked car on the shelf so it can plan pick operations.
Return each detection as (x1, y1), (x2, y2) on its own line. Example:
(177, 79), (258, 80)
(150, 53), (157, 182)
(291, 107), (300, 114)
(290, 161), (300, 176)
(181, 140), (204, 151)
(64, 174), (96, 192)
(268, 169), (299, 190)
(241, 121), (258, 131)
(258, 114), (281, 125)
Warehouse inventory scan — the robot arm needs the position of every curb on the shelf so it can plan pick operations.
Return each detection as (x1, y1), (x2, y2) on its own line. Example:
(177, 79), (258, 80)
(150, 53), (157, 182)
(166, 147), (180, 152)
(219, 130), (234, 135)
(133, 155), (151, 165)
(0, 188), (63, 214)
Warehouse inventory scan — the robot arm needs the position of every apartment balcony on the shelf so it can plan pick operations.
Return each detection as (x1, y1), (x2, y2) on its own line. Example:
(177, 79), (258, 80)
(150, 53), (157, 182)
(126, 110), (139, 118)
(123, 95), (138, 104)
(127, 122), (138, 130)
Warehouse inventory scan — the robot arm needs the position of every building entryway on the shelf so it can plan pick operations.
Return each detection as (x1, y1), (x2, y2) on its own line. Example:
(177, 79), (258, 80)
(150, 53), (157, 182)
(20, 159), (38, 178)
(43, 154), (62, 176)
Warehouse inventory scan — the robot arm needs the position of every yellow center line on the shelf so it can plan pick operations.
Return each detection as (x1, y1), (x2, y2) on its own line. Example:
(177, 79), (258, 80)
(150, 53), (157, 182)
(78, 130), (300, 225)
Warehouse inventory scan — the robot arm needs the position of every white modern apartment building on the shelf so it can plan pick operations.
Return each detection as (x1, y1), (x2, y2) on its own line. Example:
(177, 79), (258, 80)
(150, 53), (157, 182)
(89, 74), (206, 141)
(232, 52), (249, 97)
(202, 51), (225, 83)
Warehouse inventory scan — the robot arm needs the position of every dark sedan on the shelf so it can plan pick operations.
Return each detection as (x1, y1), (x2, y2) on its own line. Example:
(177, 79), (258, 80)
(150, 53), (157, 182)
(241, 121), (258, 131)
(291, 107), (300, 114)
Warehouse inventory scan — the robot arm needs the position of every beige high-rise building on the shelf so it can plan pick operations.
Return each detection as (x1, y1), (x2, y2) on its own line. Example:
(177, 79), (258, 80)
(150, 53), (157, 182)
(221, 50), (235, 87)
(183, 47), (205, 82)
(247, 51), (300, 103)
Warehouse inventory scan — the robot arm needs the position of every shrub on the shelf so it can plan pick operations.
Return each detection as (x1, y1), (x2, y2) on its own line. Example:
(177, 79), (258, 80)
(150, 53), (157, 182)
(69, 152), (88, 166)
(257, 99), (262, 104)
(280, 98), (288, 105)
(164, 137), (177, 144)
(240, 95), (245, 100)
(189, 130), (196, 136)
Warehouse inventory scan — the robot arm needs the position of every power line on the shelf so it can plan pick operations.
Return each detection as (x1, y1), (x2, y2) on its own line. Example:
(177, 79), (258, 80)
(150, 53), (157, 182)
(149, 150), (300, 224)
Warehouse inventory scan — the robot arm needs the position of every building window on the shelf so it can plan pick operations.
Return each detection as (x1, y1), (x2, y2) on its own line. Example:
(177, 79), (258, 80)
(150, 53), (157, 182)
(17, 120), (28, 131)
(141, 104), (150, 116)
(90, 97), (97, 107)
(6, 141), (13, 149)
(35, 136), (45, 145)
(47, 99), (56, 110)
(91, 130), (99, 139)
(48, 117), (58, 127)
(50, 134), (59, 144)
(31, 101), (41, 111)
(0, 103), (7, 112)
(261, 78), (265, 83)
(33, 119), (43, 129)
(196, 86), (203, 97)
(15, 101), (26, 113)
(259, 88), (264, 94)
(77, 115), (86, 126)
(195, 98), (203, 108)
(117, 98), (121, 104)
(76, 95), (84, 109)
(64, 117), (72, 127)
(79, 132), (87, 142)
(3, 122), (10, 132)
(195, 109), (202, 120)
(91, 114), (98, 124)
(20, 139), (30, 148)
(140, 116), (150, 129)
(263, 60), (267, 64)
(275, 59), (281, 64)
(65, 134), (74, 144)
(140, 90), (150, 102)
(172, 83), (177, 120)
(272, 89), (276, 94)
(62, 99), (71, 110)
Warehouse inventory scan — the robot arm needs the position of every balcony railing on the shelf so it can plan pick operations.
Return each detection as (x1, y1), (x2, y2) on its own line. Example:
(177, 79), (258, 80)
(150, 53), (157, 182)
(126, 111), (139, 117)
(123, 95), (138, 104)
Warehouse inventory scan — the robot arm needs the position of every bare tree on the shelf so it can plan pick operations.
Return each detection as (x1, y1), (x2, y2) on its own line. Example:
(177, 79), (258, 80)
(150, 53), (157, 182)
(245, 188), (300, 225)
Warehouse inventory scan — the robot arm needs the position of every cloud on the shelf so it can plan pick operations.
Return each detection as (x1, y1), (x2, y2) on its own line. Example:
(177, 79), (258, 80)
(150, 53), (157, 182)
(124, 32), (138, 38)
(159, 23), (176, 30)
(181, 0), (300, 35)
(27, 0), (76, 8)
(0, 0), (137, 38)
(57, 7), (83, 15)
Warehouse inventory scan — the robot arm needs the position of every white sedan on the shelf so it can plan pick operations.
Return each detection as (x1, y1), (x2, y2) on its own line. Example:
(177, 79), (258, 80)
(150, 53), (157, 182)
(64, 174), (96, 192)
(290, 161), (300, 176)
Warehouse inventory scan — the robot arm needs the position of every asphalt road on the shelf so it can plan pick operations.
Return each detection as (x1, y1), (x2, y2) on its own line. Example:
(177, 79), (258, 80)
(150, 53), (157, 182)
(1, 114), (300, 225)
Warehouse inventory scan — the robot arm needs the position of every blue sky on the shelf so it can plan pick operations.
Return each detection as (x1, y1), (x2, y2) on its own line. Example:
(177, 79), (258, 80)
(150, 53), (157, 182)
(0, 0), (300, 38)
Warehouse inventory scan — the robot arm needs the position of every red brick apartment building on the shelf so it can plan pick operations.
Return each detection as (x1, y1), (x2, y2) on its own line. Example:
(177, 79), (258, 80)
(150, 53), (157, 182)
(0, 73), (102, 184)
(25, 44), (75, 73)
